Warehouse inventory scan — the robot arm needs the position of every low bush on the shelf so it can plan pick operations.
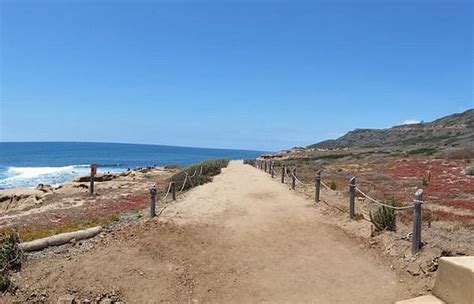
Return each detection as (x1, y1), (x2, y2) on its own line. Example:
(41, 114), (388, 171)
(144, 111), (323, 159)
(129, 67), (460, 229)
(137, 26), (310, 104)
(441, 145), (474, 160)
(369, 199), (397, 232)
(170, 159), (229, 192)
(408, 147), (437, 156)
(0, 232), (23, 292)
(330, 181), (337, 190)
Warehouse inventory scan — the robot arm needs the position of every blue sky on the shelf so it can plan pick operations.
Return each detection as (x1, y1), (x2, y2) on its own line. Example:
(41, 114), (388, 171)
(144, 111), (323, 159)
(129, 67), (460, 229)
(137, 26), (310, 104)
(1, 0), (472, 151)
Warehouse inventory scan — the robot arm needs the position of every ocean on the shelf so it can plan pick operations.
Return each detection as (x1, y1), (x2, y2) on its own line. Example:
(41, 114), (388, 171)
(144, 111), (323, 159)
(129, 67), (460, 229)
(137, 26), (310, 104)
(0, 142), (266, 189)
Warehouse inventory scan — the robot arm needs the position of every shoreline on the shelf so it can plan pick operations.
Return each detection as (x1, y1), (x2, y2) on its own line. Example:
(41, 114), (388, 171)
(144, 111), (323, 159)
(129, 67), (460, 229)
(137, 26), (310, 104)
(0, 165), (174, 221)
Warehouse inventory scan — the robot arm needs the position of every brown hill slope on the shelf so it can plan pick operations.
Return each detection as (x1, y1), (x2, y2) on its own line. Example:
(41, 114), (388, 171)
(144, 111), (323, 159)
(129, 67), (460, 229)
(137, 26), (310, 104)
(308, 109), (474, 149)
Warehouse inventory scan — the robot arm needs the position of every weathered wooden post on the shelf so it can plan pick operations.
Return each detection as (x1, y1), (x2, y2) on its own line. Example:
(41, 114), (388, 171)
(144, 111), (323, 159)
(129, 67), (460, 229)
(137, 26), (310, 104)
(271, 162), (274, 178)
(264, 161), (268, 173)
(90, 163), (97, 197)
(412, 189), (423, 254)
(281, 165), (285, 183)
(291, 168), (296, 190)
(315, 170), (321, 202)
(349, 177), (356, 218)
(149, 183), (156, 217)
(171, 181), (176, 201)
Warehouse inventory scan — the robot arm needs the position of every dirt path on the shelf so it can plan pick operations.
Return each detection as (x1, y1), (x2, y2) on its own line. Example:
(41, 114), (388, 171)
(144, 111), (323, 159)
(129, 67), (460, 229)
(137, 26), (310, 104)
(7, 161), (407, 303)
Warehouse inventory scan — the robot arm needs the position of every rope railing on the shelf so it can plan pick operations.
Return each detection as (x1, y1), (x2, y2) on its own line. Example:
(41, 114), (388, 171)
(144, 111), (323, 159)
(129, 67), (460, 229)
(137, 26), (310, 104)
(180, 172), (189, 192)
(355, 187), (416, 210)
(320, 180), (334, 191)
(291, 171), (311, 186)
(163, 181), (173, 200)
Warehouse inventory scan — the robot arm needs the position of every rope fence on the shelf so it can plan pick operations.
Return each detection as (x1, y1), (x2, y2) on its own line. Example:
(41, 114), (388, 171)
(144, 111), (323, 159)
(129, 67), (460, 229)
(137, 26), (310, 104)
(245, 158), (425, 255)
(149, 164), (207, 219)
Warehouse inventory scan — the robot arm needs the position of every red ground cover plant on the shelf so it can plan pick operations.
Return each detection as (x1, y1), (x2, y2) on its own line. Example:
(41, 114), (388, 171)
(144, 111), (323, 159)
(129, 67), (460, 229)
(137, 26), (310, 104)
(385, 157), (474, 211)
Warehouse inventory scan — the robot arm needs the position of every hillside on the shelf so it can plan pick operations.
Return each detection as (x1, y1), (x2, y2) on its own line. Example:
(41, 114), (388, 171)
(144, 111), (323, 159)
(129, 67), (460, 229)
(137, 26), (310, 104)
(308, 109), (474, 149)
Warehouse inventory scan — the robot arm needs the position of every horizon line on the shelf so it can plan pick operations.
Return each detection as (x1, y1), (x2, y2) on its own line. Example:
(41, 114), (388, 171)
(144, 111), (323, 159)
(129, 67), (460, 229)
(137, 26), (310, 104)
(0, 140), (273, 153)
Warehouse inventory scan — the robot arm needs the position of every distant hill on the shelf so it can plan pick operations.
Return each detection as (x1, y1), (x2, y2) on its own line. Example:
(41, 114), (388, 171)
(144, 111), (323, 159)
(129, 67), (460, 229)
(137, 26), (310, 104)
(308, 109), (474, 149)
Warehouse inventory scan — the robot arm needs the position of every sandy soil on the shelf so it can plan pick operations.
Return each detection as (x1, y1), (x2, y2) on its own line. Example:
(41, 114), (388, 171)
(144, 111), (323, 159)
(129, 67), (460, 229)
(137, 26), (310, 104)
(5, 161), (410, 303)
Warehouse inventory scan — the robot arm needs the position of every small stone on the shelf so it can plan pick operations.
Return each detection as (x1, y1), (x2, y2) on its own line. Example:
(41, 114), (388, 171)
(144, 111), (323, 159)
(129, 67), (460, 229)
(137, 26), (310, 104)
(57, 295), (75, 304)
(407, 264), (421, 276)
(99, 299), (112, 304)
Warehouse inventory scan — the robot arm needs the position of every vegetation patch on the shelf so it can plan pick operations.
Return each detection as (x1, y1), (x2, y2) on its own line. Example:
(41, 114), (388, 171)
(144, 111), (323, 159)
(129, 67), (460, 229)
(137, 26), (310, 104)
(171, 159), (229, 192)
(408, 147), (437, 156)
(369, 199), (397, 232)
(0, 232), (23, 292)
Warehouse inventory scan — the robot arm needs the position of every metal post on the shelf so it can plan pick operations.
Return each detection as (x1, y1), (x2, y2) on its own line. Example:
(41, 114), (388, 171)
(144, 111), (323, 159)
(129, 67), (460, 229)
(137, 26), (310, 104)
(349, 177), (356, 218)
(271, 162), (274, 178)
(281, 165), (285, 183)
(315, 170), (321, 202)
(171, 181), (176, 201)
(412, 189), (423, 254)
(149, 184), (156, 217)
(291, 168), (296, 190)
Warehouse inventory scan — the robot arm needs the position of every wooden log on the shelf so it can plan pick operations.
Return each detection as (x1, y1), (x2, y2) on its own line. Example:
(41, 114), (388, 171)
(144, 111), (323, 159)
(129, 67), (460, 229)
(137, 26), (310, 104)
(19, 226), (103, 252)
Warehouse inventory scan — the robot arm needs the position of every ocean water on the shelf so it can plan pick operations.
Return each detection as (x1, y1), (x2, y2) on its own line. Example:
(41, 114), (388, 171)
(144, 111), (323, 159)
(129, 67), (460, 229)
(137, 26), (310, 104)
(0, 142), (265, 189)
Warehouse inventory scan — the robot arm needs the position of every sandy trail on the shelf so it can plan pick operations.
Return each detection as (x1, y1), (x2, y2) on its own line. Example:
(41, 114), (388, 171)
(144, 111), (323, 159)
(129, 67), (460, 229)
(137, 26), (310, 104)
(9, 161), (405, 303)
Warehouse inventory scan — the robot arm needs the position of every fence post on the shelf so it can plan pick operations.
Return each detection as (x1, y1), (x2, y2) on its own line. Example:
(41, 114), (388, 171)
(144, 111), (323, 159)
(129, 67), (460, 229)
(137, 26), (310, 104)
(89, 163), (97, 197)
(281, 165), (285, 183)
(291, 168), (296, 190)
(349, 177), (356, 218)
(412, 189), (423, 254)
(315, 170), (321, 202)
(271, 162), (274, 178)
(265, 161), (268, 173)
(149, 184), (156, 217)
(171, 181), (176, 201)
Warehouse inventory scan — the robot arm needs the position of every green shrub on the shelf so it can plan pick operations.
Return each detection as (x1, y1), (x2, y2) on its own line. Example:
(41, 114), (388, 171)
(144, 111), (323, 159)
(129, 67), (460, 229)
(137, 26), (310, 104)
(0, 275), (10, 292)
(330, 181), (337, 190)
(408, 147), (437, 156)
(0, 232), (23, 292)
(369, 199), (396, 232)
(171, 159), (229, 192)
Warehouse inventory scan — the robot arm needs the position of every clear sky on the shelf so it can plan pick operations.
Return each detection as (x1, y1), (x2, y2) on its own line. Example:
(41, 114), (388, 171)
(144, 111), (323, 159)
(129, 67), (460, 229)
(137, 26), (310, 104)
(0, 0), (472, 151)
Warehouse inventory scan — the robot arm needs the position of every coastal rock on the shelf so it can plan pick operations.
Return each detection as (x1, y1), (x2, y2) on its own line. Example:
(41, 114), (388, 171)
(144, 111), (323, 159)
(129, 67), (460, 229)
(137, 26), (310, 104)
(36, 184), (53, 193)
(73, 174), (117, 183)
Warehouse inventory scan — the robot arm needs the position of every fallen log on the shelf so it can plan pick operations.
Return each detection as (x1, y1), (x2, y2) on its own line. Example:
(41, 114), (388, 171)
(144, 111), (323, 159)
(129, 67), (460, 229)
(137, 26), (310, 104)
(19, 226), (102, 252)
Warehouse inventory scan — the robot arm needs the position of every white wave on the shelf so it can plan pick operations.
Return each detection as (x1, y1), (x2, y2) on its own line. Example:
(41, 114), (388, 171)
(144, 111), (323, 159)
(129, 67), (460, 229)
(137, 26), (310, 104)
(7, 165), (77, 179)
(0, 165), (124, 189)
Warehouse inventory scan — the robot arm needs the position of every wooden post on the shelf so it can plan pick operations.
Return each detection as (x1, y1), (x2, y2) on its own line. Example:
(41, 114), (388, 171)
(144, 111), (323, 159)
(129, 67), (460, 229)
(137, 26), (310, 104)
(171, 181), (176, 201)
(412, 189), (423, 254)
(281, 165), (285, 183)
(264, 161), (267, 173)
(291, 168), (296, 190)
(349, 177), (356, 218)
(90, 163), (97, 197)
(271, 162), (274, 178)
(149, 184), (156, 217)
(315, 170), (321, 202)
